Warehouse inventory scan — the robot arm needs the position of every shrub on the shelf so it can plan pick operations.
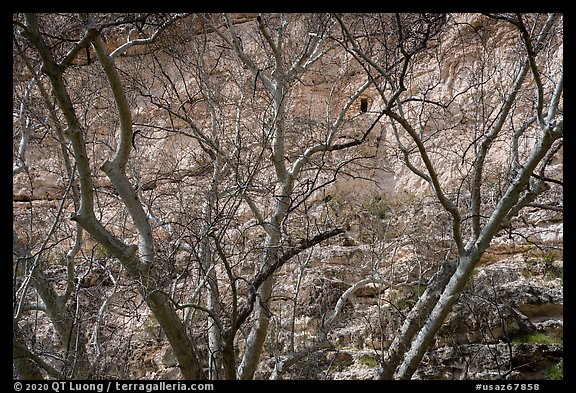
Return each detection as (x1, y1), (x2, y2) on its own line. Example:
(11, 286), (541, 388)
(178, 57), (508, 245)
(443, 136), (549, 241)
(548, 359), (563, 380)
(359, 354), (378, 368)
(511, 332), (562, 345)
(365, 195), (388, 219)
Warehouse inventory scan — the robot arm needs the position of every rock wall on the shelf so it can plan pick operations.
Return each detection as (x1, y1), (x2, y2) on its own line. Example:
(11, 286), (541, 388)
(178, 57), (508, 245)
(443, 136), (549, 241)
(13, 13), (562, 380)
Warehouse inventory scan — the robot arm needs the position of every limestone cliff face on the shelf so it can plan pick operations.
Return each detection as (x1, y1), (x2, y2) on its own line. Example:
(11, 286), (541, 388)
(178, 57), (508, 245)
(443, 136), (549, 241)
(13, 13), (562, 380)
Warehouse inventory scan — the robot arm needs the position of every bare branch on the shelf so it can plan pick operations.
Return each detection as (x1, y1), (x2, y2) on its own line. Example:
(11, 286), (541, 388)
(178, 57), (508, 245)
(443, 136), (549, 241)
(236, 228), (345, 327)
(110, 13), (189, 58)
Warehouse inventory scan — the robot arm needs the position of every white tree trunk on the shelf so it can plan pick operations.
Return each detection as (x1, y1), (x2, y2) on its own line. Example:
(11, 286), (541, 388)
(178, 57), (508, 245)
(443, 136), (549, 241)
(237, 234), (279, 379)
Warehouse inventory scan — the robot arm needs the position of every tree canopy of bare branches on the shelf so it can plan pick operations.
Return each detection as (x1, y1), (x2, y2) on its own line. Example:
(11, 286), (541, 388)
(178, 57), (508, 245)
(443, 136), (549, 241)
(13, 13), (562, 380)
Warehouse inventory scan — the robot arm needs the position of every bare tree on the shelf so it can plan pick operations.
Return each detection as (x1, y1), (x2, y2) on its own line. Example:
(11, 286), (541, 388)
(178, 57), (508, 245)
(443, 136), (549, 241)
(134, 13), (384, 379)
(335, 12), (562, 379)
(14, 12), (561, 381)
(14, 12), (207, 379)
(13, 13), (382, 380)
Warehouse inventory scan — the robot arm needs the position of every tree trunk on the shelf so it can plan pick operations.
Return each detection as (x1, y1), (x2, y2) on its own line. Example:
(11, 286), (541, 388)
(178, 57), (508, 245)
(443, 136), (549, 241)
(237, 266), (275, 379)
(13, 322), (45, 380)
(146, 291), (206, 379)
(13, 232), (91, 379)
(13, 343), (45, 380)
(377, 259), (457, 379)
(393, 253), (479, 379)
